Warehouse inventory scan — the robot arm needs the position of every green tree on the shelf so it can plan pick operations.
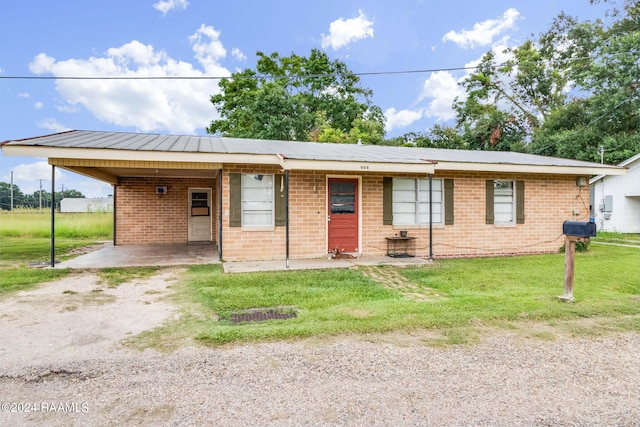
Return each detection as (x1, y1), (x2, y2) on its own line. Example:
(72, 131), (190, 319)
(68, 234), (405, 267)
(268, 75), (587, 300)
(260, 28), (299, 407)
(385, 125), (469, 149)
(452, 15), (576, 151)
(0, 182), (25, 210)
(207, 49), (385, 143)
(530, 2), (640, 164)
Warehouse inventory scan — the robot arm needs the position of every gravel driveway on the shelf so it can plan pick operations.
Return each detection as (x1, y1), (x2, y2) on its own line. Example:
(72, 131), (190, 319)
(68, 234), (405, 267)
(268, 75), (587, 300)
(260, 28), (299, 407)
(0, 269), (638, 426)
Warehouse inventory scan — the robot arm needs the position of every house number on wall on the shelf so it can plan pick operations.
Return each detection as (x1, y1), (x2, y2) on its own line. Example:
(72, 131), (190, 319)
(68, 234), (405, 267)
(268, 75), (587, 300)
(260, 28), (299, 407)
(360, 165), (369, 170)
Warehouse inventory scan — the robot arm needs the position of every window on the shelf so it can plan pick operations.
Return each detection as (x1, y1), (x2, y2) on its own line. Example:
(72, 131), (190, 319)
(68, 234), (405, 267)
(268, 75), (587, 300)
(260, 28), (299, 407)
(392, 178), (443, 225)
(493, 180), (515, 223)
(241, 174), (274, 226)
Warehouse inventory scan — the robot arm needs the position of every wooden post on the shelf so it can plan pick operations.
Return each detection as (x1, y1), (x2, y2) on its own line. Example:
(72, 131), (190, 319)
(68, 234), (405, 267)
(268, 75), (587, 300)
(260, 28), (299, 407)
(559, 236), (577, 302)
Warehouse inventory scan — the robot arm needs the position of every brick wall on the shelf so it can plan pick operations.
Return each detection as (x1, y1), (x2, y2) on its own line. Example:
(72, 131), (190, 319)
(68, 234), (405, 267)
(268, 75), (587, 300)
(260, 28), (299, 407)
(220, 168), (588, 261)
(365, 171), (587, 259)
(115, 177), (216, 245)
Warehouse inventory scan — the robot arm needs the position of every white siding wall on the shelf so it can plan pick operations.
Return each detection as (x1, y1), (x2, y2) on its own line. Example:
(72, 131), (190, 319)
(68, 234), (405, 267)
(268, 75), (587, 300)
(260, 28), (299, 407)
(591, 157), (640, 233)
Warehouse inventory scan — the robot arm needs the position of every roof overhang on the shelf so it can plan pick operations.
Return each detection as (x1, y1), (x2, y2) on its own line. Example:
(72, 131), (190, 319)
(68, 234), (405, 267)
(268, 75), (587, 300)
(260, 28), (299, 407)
(436, 161), (627, 176)
(1, 145), (278, 165)
(278, 158), (436, 174)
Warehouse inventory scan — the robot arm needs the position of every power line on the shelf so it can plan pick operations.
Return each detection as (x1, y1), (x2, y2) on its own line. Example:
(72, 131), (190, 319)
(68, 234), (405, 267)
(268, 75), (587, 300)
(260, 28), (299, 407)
(0, 51), (637, 81)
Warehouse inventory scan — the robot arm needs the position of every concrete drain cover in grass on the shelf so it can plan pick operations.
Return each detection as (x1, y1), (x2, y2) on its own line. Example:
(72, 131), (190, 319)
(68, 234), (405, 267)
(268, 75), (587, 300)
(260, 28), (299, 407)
(229, 307), (298, 323)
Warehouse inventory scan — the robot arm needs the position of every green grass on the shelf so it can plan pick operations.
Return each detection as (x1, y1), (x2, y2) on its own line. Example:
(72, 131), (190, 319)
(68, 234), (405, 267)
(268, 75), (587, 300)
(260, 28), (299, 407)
(0, 237), (105, 267)
(131, 244), (639, 348)
(0, 211), (113, 238)
(0, 211), (113, 294)
(0, 268), (70, 296)
(593, 231), (640, 245)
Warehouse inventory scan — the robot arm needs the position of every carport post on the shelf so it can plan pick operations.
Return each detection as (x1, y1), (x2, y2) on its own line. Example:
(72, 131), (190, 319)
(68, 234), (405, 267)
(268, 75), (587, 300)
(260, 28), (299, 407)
(50, 165), (55, 267)
(285, 169), (290, 268)
(429, 174), (433, 260)
(218, 168), (223, 261)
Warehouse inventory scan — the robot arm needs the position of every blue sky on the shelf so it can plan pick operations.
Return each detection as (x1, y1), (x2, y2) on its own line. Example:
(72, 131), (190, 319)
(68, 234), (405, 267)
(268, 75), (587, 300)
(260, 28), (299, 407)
(0, 0), (608, 197)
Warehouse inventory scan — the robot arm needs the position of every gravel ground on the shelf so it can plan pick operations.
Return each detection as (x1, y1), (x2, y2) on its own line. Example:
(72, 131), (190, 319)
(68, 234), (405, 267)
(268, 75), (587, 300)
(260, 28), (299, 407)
(0, 269), (638, 426)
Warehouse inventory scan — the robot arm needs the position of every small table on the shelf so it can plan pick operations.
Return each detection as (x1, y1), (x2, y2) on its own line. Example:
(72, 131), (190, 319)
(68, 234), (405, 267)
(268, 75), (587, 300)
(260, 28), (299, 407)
(385, 236), (416, 258)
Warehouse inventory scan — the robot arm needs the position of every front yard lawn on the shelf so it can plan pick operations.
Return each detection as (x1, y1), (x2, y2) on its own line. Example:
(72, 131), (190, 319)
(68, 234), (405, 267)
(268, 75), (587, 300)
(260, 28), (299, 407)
(131, 243), (639, 348)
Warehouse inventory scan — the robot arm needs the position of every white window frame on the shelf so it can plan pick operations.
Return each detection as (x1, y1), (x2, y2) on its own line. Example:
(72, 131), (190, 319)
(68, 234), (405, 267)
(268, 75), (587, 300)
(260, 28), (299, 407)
(392, 178), (443, 226)
(241, 174), (274, 227)
(494, 180), (515, 224)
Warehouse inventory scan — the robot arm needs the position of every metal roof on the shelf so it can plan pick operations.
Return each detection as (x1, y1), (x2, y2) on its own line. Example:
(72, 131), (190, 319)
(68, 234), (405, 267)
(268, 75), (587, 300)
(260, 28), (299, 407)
(1, 130), (626, 173)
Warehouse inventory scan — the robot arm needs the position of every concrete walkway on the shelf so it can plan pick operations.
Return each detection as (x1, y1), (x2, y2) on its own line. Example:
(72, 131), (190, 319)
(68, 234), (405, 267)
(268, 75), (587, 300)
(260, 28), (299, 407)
(223, 255), (433, 273)
(54, 242), (220, 269)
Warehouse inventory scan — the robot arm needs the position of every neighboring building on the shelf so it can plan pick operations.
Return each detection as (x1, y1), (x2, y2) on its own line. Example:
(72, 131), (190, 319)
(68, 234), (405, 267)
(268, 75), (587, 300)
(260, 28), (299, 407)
(1, 131), (626, 262)
(589, 153), (640, 233)
(60, 197), (114, 213)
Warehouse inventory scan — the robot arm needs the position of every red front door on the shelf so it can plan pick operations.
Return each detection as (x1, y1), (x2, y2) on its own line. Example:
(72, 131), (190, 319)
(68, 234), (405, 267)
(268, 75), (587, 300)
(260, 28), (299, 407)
(328, 178), (359, 253)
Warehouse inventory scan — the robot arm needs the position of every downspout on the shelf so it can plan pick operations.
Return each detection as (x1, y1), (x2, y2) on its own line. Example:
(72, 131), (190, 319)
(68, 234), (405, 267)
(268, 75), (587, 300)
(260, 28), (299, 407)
(285, 169), (290, 268)
(218, 168), (223, 261)
(429, 174), (433, 260)
(50, 165), (56, 267)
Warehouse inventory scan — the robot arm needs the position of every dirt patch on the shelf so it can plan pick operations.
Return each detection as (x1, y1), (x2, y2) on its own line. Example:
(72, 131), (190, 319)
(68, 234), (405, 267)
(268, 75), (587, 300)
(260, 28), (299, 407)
(0, 268), (181, 370)
(359, 265), (446, 302)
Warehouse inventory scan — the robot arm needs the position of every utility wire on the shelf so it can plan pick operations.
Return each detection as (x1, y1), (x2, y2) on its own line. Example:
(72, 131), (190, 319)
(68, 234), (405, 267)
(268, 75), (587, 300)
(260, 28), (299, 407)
(0, 50), (638, 81)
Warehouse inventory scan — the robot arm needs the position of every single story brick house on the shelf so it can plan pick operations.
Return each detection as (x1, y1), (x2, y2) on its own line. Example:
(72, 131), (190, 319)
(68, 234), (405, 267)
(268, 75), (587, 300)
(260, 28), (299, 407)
(1, 130), (626, 262)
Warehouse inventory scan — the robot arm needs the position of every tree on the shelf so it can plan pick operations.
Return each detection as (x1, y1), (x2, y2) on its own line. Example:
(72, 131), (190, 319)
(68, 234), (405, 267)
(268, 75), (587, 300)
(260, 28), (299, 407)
(441, 0), (638, 162)
(0, 182), (24, 210)
(452, 14), (577, 151)
(385, 125), (469, 149)
(529, 2), (640, 164)
(207, 49), (385, 143)
(0, 183), (85, 210)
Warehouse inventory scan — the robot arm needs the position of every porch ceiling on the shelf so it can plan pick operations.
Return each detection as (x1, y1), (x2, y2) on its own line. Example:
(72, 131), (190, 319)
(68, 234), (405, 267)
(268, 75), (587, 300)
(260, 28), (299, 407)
(50, 158), (220, 184)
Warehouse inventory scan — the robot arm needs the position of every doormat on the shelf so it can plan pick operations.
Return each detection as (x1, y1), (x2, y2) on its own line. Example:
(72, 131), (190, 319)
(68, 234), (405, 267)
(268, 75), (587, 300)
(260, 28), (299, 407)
(229, 307), (298, 323)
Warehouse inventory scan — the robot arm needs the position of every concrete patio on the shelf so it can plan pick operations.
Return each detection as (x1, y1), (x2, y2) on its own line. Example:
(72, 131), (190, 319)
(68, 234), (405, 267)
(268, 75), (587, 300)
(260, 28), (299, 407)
(53, 243), (433, 272)
(54, 243), (220, 269)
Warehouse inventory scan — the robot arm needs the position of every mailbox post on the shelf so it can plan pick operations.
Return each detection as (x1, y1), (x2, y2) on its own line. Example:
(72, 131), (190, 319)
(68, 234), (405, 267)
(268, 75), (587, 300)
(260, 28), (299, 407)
(560, 221), (596, 302)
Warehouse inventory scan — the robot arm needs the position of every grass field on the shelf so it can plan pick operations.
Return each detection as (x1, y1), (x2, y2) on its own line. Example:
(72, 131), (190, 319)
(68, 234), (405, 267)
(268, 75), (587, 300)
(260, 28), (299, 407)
(0, 210), (113, 288)
(0, 210), (113, 238)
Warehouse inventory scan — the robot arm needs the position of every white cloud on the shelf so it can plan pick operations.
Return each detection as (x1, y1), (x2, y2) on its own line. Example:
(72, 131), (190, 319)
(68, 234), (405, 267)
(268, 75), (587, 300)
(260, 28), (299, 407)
(18, 92), (31, 98)
(231, 47), (247, 62)
(34, 102), (44, 110)
(418, 71), (467, 121)
(321, 9), (374, 51)
(442, 8), (521, 49)
(8, 161), (66, 194)
(28, 25), (231, 134)
(37, 118), (71, 132)
(384, 107), (424, 132)
(73, 179), (114, 198)
(153, 0), (189, 15)
(188, 24), (227, 72)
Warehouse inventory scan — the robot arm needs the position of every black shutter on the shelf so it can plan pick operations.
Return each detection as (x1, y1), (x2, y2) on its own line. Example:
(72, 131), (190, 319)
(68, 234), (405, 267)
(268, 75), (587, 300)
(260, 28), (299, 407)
(383, 177), (393, 225)
(486, 180), (494, 225)
(229, 173), (241, 227)
(444, 178), (454, 225)
(516, 180), (525, 224)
